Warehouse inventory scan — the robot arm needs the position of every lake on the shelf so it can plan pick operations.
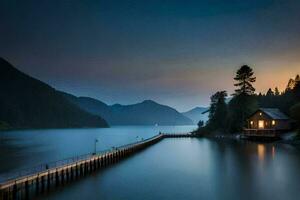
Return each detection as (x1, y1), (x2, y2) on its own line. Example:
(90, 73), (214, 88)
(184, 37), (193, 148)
(0, 126), (196, 179)
(1, 126), (300, 200)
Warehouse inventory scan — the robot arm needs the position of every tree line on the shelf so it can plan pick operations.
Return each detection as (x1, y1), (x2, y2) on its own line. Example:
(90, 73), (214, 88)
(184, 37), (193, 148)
(199, 65), (300, 134)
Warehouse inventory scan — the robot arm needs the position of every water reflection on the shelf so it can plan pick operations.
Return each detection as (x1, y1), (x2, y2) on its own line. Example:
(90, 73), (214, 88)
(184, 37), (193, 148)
(35, 138), (300, 200)
(257, 144), (276, 162)
(0, 126), (196, 177)
(3, 128), (300, 200)
(272, 146), (275, 159)
(257, 144), (265, 161)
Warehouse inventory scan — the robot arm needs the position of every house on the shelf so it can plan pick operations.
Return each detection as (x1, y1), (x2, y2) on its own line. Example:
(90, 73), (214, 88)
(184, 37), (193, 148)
(243, 108), (291, 138)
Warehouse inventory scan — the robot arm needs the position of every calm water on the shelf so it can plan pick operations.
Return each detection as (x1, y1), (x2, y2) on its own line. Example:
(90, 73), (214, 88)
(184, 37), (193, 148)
(1, 126), (300, 200)
(0, 126), (196, 178)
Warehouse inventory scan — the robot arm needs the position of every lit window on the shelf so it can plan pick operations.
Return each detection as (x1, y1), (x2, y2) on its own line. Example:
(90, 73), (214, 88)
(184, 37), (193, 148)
(259, 112), (262, 116)
(258, 120), (265, 129)
(250, 121), (253, 125)
(272, 120), (276, 126)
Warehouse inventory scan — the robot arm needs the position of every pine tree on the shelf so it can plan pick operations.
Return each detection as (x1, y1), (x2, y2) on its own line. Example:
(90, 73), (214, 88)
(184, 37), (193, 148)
(197, 120), (204, 128)
(207, 91), (228, 131)
(293, 79), (300, 101)
(233, 65), (256, 96)
(295, 74), (300, 82)
(274, 87), (280, 96)
(286, 78), (296, 91)
(266, 88), (274, 96)
(228, 65), (258, 133)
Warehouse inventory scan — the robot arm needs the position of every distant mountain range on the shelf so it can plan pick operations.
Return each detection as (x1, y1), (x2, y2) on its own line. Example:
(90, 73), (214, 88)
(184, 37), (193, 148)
(182, 107), (209, 124)
(0, 58), (108, 129)
(0, 57), (199, 129)
(61, 92), (194, 126)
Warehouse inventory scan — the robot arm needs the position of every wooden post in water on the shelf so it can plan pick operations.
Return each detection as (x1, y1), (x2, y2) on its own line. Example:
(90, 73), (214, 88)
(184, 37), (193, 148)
(90, 159), (93, 171)
(97, 157), (100, 168)
(85, 162), (88, 174)
(47, 172), (51, 190)
(24, 180), (29, 200)
(104, 154), (107, 166)
(71, 166), (74, 180)
(66, 168), (70, 182)
(0, 188), (3, 200)
(100, 156), (104, 167)
(75, 164), (79, 178)
(41, 175), (45, 193)
(87, 161), (90, 172)
(61, 170), (65, 185)
(36, 176), (39, 194)
(55, 170), (59, 186)
(80, 163), (83, 176)
(12, 183), (17, 200)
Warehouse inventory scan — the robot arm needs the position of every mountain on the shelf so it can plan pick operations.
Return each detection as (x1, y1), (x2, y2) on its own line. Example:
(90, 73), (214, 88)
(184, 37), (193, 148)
(109, 100), (193, 125)
(182, 107), (209, 124)
(60, 92), (115, 123)
(0, 58), (108, 129)
(62, 93), (193, 125)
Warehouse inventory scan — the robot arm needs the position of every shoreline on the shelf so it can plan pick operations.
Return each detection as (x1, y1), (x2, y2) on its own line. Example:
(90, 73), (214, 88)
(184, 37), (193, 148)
(194, 129), (300, 144)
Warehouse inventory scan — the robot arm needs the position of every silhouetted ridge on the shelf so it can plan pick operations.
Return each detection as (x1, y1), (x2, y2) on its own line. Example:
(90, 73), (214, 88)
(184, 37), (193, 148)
(0, 58), (108, 129)
(62, 93), (193, 126)
(182, 107), (209, 124)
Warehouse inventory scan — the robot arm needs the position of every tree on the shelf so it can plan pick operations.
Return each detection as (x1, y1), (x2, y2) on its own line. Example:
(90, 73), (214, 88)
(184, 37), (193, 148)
(290, 103), (300, 129)
(207, 91), (228, 131)
(274, 87), (280, 96)
(286, 75), (299, 91)
(233, 65), (256, 96)
(293, 79), (300, 101)
(228, 94), (258, 132)
(0, 121), (10, 130)
(228, 65), (258, 133)
(257, 74), (300, 116)
(266, 88), (274, 96)
(197, 120), (204, 128)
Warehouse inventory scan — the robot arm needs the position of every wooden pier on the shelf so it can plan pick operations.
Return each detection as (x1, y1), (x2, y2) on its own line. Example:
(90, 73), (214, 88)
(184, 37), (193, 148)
(0, 133), (197, 200)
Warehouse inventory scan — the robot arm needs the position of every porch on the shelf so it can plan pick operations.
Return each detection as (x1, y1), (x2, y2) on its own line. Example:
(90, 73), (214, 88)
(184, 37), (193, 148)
(242, 128), (279, 138)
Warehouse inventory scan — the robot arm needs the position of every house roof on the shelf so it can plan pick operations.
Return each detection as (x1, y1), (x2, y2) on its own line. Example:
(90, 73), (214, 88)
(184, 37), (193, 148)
(258, 108), (289, 120)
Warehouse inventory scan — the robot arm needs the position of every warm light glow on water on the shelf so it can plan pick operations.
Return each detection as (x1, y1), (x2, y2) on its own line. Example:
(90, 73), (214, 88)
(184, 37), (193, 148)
(272, 146), (276, 160)
(258, 144), (266, 161)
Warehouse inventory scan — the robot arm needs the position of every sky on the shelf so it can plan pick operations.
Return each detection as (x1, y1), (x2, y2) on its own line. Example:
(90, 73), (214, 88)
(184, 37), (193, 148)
(1, 0), (300, 111)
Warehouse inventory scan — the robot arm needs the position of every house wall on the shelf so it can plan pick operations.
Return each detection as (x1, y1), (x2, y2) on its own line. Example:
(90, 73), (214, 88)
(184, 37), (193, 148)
(248, 111), (272, 129)
(247, 111), (290, 130)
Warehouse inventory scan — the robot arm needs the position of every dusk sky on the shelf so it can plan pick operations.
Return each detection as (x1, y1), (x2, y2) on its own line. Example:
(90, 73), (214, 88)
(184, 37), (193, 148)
(1, 0), (300, 111)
